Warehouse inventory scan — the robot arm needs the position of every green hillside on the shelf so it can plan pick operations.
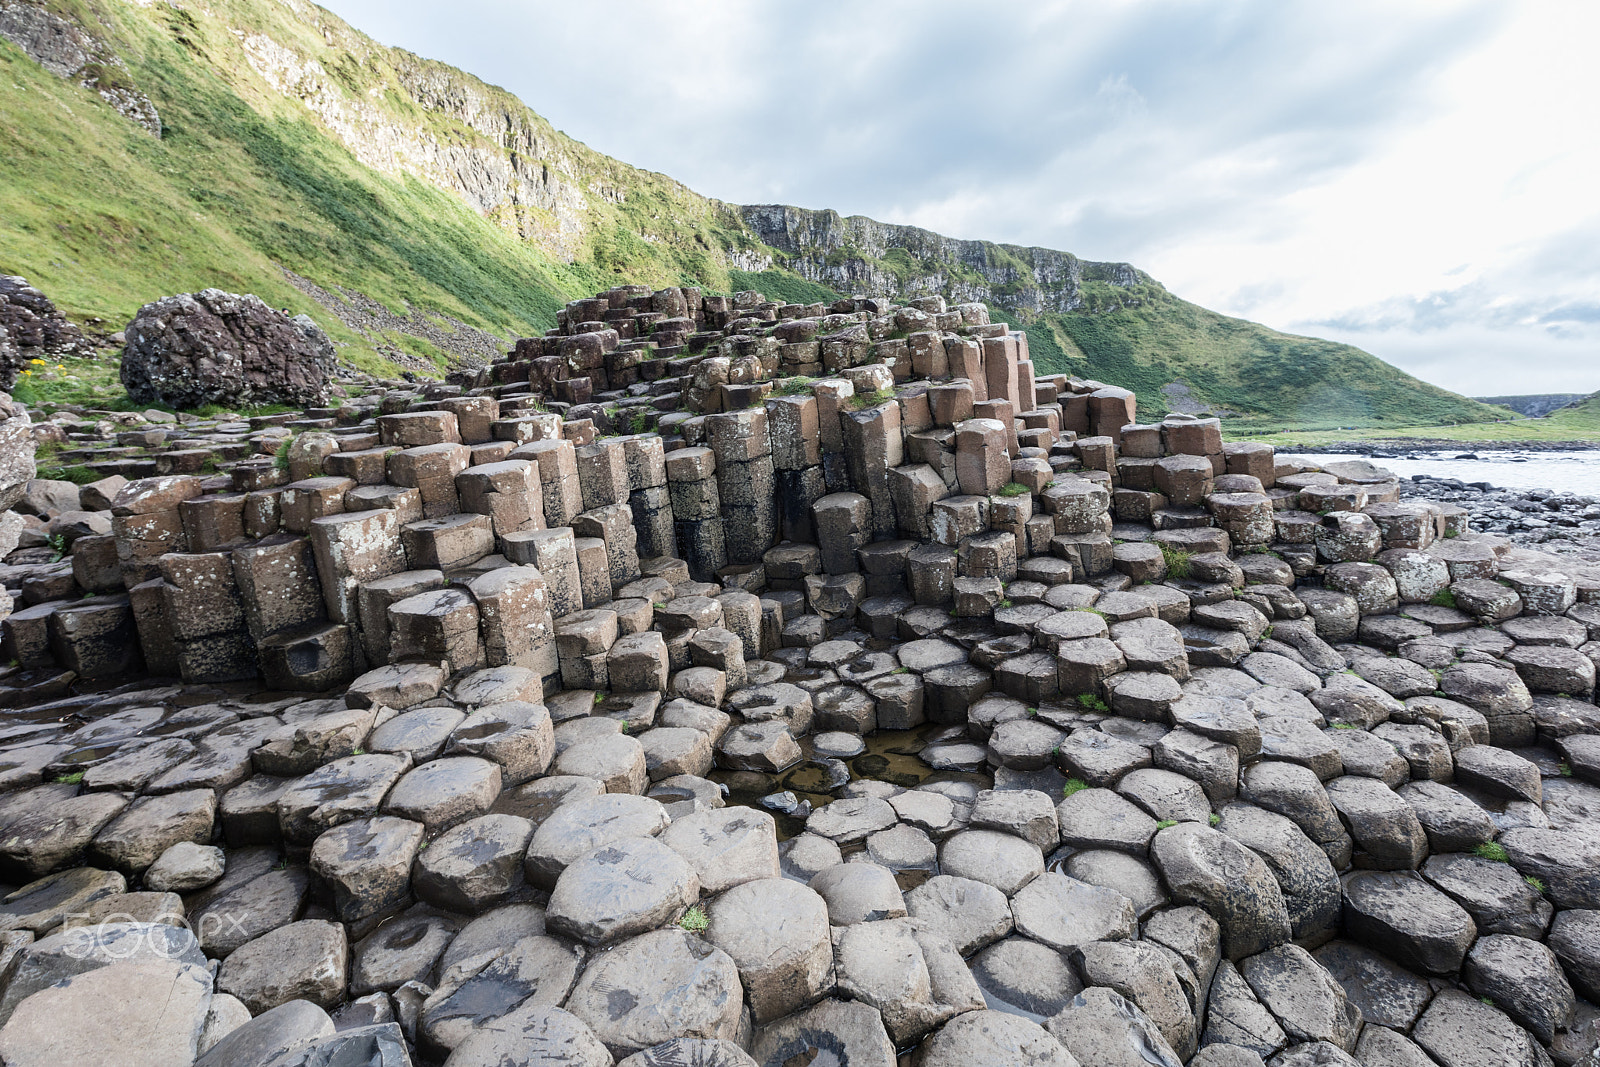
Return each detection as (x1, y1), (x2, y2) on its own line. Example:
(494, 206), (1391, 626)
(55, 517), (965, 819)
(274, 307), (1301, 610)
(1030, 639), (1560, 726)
(1028, 295), (1499, 431)
(1234, 391), (1600, 447)
(0, 0), (763, 373)
(0, 0), (1511, 432)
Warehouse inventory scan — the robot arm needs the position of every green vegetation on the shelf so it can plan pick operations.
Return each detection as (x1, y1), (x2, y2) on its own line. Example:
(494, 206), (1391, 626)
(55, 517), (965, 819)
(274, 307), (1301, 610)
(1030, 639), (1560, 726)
(727, 269), (839, 307)
(35, 461), (98, 485)
(1525, 876), (1547, 894)
(678, 904), (708, 932)
(1158, 543), (1193, 580)
(53, 771), (85, 784)
(1033, 292), (1503, 432)
(1429, 589), (1459, 609)
(1474, 842), (1510, 863)
(773, 377), (817, 396)
(0, 0), (760, 378)
(1062, 777), (1089, 798)
(849, 387), (895, 410)
(996, 482), (1032, 498)
(1208, 813), (1221, 827)
(1155, 819), (1177, 830)
(1231, 391), (1600, 446)
(1075, 693), (1110, 713)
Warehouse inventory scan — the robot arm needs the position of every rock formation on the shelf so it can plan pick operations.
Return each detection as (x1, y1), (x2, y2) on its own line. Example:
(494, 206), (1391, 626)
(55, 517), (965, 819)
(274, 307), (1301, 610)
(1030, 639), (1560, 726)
(742, 203), (1145, 314)
(120, 290), (337, 410)
(0, 392), (35, 514)
(0, 275), (93, 389)
(0, 281), (1596, 1066)
(0, 0), (161, 135)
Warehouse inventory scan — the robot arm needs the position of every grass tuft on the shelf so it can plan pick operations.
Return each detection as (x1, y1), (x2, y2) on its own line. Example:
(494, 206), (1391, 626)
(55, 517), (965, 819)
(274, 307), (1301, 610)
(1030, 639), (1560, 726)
(1474, 841), (1510, 863)
(1158, 543), (1193, 580)
(1062, 777), (1089, 798)
(849, 387), (896, 410)
(678, 904), (709, 932)
(773, 377), (817, 396)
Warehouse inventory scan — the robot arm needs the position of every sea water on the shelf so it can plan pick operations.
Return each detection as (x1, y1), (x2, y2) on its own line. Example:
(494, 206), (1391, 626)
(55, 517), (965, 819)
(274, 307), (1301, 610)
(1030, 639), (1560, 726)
(1312, 450), (1600, 495)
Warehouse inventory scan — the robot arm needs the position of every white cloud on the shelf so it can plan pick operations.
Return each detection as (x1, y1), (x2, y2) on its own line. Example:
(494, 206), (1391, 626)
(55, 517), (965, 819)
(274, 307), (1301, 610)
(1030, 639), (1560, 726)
(319, 0), (1600, 395)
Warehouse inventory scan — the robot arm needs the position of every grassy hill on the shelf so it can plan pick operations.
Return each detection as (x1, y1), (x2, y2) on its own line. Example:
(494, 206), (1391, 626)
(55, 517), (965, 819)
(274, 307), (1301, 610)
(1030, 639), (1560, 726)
(1232, 391), (1600, 447)
(0, 0), (1511, 432)
(1025, 295), (1499, 431)
(0, 0), (762, 374)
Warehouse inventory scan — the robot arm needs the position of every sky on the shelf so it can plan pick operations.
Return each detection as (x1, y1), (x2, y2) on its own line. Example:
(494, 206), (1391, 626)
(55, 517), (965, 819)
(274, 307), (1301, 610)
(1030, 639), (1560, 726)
(321, 0), (1600, 397)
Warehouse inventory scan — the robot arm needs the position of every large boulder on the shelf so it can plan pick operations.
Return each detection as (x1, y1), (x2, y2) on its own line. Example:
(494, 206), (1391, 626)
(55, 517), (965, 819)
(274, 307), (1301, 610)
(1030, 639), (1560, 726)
(0, 392), (34, 513)
(120, 290), (335, 409)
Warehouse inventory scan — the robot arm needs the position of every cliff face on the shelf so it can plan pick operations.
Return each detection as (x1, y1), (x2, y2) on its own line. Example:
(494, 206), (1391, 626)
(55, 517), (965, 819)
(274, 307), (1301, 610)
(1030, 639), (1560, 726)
(0, 0), (160, 133)
(237, 26), (600, 261)
(740, 204), (1144, 315)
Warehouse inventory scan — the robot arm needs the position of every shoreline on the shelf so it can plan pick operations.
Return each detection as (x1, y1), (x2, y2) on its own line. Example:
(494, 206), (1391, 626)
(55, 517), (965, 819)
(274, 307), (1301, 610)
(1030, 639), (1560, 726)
(1255, 438), (1600, 455)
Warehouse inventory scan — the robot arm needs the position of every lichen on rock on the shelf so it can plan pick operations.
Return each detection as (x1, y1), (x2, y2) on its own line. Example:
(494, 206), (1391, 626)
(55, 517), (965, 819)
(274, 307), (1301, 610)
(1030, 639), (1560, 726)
(119, 289), (337, 410)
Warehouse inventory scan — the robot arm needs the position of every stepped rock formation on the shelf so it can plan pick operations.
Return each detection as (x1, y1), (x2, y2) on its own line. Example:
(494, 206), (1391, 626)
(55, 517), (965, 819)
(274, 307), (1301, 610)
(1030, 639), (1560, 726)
(120, 290), (337, 410)
(0, 280), (1595, 1065)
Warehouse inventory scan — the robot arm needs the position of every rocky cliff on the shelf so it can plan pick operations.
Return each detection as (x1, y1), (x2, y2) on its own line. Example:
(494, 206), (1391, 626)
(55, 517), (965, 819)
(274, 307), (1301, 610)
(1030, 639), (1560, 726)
(741, 204), (1148, 315)
(0, 0), (160, 134)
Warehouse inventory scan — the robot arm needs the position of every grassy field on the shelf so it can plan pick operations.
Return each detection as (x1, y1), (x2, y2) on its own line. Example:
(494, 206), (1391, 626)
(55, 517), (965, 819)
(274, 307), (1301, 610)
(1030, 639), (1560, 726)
(1229, 394), (1600, 447)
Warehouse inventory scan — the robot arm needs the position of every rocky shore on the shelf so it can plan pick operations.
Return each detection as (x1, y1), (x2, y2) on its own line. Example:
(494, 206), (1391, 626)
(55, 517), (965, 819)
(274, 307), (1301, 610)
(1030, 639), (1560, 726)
(1292, 440), (1600, 456)
(0, 284), (1599, 1066)
(1394, 478), (1600, 559)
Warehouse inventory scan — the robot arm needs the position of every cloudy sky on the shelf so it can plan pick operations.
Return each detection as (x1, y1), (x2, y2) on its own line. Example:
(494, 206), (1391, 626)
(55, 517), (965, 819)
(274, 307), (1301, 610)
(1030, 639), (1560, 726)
(323, 0), (1600, 397)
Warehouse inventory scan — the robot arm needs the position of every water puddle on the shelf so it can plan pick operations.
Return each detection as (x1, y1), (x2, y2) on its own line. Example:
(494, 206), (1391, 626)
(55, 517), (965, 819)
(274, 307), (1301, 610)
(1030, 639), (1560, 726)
(711, 723), (992, 839)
